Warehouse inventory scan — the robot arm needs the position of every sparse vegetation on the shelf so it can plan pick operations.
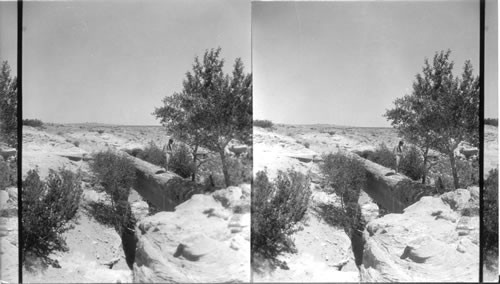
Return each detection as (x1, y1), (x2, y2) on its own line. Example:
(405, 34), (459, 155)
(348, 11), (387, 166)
(485, 118), (498, 127)
(22, 169), (83, 266)
(253, 119), (273, 129)
(0, 156), (16, 191)
(23, 119), (44, 128)
(90, 150), (136, 233)
(365, 143), (396, 170)
(167, 143), (196, 179)
(398, 145), (425, 181)
(321, 152), (366, 206)
(251, 170), (311, 268)
(136, 141), (166, 168)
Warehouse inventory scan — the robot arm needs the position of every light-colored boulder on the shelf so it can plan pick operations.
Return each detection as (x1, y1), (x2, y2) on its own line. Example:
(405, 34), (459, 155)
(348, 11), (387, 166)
(133, 185), (250, 283)
(361, 190), (479, 282)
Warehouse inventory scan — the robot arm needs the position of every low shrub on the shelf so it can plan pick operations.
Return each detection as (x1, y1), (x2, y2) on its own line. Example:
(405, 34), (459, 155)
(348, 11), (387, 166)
(304, 142), (310, 149)
(253, 119), (273, 129)
(90, 150), (136, 232)
(22, 169), (83, 266)
(252, 170), (311, 265)
(484, 168), (498, 259)
(168, 144), (196, 179)
(0, 156), (16, 191)
(320, 152), (366, 206)
(22, 119), (44, 128)
(136, 141), (166, 168)
(366, 143), (396, 170)
(319, 152), (366, 237)
(398, 145), (425, 181)
(485, 118), (498, 127)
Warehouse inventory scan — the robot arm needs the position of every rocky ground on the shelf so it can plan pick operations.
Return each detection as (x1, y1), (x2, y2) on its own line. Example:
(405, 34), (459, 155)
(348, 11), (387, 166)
(22, 123), (250, 283)
(253, 124), (485, 282)
(0, 186), (18, 283)
(253, 127), (359, 282)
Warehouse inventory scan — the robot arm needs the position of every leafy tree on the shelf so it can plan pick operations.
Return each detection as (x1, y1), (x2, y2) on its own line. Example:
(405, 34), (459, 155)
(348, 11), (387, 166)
(154, 48), (252, 187)
(0, 61), (17, 147)
(385, 50), (479, 189)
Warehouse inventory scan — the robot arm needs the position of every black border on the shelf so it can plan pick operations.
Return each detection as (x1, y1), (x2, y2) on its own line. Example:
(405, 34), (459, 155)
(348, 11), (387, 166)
(479, 0), (485, 282)
(17, 0), (23, 283)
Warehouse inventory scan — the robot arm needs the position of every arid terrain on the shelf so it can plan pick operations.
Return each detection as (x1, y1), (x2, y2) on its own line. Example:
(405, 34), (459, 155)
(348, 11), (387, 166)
(253, 123), (486, 282)
(22, 123), (250, 283)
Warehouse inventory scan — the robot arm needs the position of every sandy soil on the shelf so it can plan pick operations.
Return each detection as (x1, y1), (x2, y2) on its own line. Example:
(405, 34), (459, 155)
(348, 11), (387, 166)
(22, 124), (170, 283)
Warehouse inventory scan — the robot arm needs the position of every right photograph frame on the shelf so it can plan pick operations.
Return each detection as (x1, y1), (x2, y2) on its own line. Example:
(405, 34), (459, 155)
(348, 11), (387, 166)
(251, 0), (495, 282)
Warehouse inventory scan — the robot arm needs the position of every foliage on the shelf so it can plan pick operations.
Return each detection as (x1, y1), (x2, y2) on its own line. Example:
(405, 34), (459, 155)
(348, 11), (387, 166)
(319, 152), (366, 237)
(399, 145), (425, 181)
(485, 118), (498, 127)
(168, 143), (196, 179)
(154, 48), (252, 187)
(433, 158), (478, 193)
(321, 152), (366, 207)
(484, 168), (498, 259)
(385, 50), (479, 189)
(22, 169), (83, 265)
(365, 143), (396, 170)
(252, 170), (311, 265)
(22, 119), (44, 128)
(253, 119), (273, 129)
(0, 61), (17, 147)
(136, 141), (166, 168)
(0, 156), (16, 191)
(90, 150), (136, 232)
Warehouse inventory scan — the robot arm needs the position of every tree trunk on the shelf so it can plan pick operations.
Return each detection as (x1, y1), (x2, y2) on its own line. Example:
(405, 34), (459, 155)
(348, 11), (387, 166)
(422, 146), (429, 184)
(219, 149), (231, 187)
(448, 152), (459, 189)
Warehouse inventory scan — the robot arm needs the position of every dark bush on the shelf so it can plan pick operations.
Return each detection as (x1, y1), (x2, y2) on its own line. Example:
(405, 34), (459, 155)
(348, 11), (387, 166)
(319, 152), (366, 237)
(22, 169), (83, 266)
(320, 152), (366, 207)
(168, 143), (196, 179)
(136, 141), (166, 168)
(252, 170), (311, 266)
(366, 143), (396, 170)
(399, 145), (425, 181)
(253, 119), (273, 129)
(90, 150), (136, 232)
(485, 118), (498, 127)
(0, 156), (16, 191)
(0, 61), (18, 147)
(484, 168), (498, 260)
(22, 119), (44, 128)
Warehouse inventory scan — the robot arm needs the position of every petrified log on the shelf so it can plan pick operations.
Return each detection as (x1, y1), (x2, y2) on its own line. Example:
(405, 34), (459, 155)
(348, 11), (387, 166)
(349, 152), (436, 213)
(122, 153), (205, 212)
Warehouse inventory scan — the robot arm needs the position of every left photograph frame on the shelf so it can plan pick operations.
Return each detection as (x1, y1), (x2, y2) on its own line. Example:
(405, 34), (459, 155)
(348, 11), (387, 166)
(0, 1), (20, 283)
(19, 0), (252, 283)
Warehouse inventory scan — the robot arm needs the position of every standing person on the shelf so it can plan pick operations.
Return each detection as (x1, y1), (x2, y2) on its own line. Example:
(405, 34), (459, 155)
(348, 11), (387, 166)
(393, 140), (404, 173)
(164, 138), (174, 171)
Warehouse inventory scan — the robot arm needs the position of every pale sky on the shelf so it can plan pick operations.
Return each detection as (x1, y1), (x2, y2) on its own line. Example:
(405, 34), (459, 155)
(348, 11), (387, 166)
(23, 0), (251, 125)
(253, 0), (483, 126)
(485, 0), (498, 118)
(0, 1), (17, 74)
